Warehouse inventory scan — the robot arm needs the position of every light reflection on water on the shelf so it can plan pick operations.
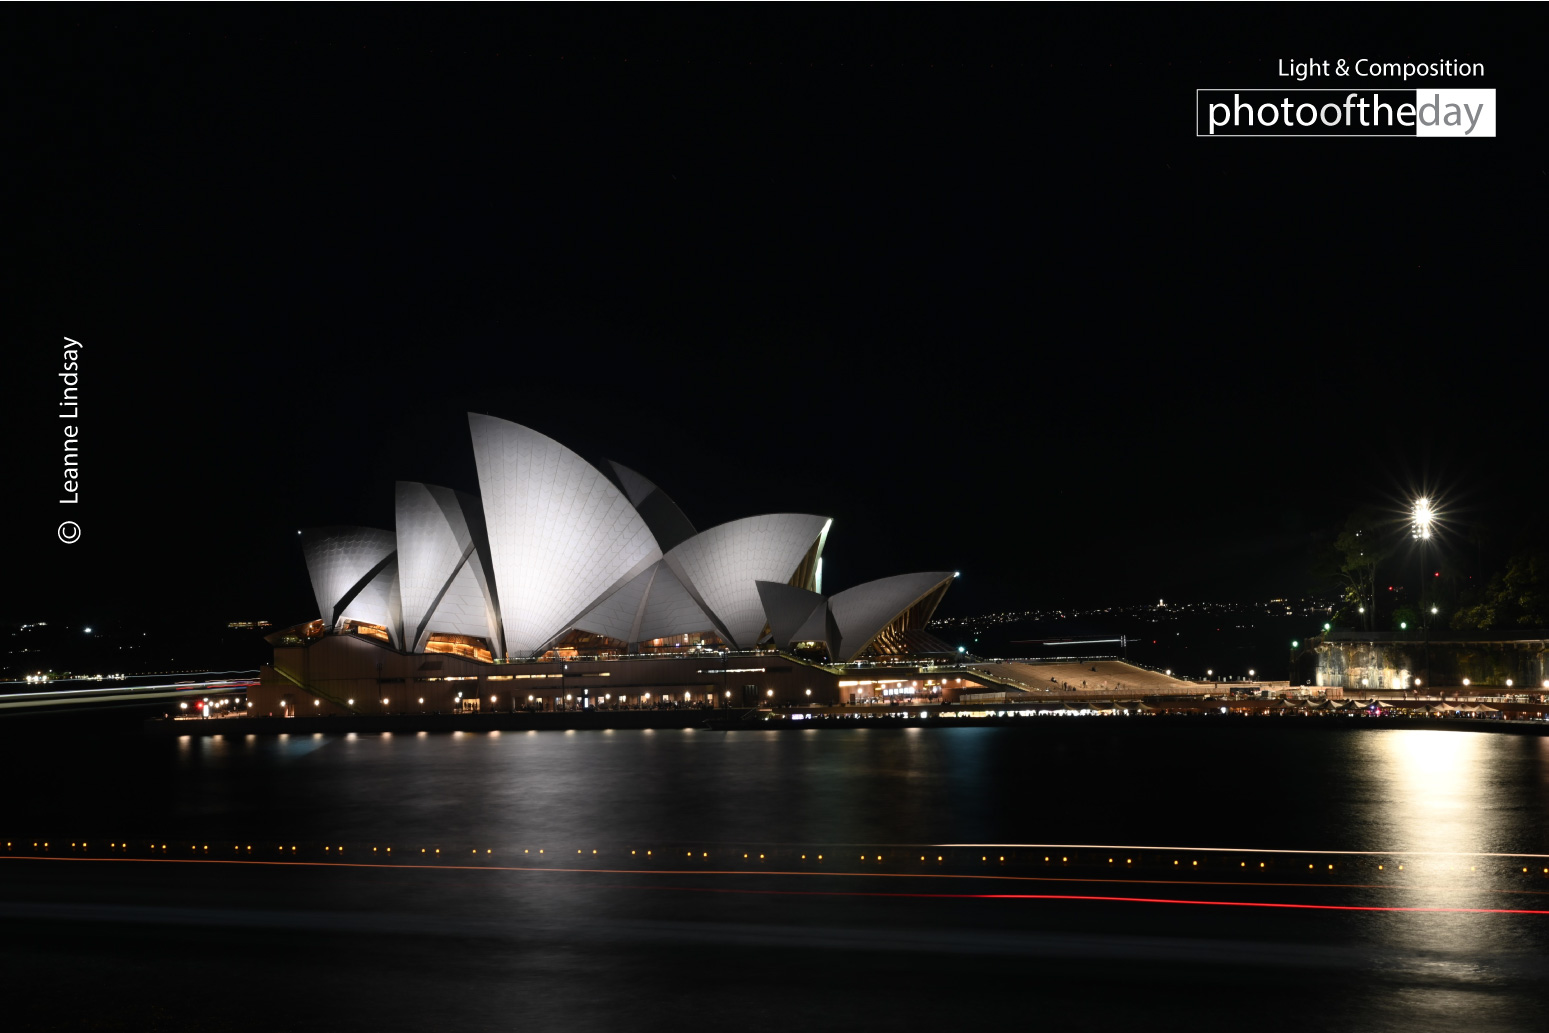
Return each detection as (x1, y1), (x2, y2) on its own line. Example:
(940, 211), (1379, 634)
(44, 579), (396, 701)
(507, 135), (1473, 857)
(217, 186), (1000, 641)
(150, 725), (1549, 861)
(7, 724), (1549, 1031)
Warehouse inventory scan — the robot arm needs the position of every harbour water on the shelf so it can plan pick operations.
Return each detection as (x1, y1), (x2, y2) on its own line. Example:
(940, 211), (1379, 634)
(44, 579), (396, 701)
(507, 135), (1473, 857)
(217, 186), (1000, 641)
(5, 723), (1548, 1030)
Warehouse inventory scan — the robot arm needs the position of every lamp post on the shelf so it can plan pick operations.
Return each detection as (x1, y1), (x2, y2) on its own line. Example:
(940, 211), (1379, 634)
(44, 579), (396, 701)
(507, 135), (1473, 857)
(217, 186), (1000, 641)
(1412, 497), (1435, 622)
(1412, 497), (1436, 693)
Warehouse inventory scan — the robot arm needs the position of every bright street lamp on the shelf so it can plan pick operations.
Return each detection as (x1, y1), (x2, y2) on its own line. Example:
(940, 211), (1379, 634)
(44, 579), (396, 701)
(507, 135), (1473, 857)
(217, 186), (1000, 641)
(1411, 497), (1435, 540)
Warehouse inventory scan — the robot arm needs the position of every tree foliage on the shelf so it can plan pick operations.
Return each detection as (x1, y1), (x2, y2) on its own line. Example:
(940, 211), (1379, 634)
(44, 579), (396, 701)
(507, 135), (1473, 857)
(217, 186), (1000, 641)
(1318, 506), (1395, 630)
(1450, 548), (1549, 630)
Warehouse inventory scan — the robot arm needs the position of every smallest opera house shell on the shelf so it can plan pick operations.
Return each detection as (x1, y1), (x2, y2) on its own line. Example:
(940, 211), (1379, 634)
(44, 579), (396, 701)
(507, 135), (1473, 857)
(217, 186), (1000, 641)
(258, 416), (957, 714)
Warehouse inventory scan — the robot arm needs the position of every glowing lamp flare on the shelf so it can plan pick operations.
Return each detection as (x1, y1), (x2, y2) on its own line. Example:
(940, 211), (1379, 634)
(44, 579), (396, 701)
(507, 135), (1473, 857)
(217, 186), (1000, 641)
(1411, 497), (1436, 539)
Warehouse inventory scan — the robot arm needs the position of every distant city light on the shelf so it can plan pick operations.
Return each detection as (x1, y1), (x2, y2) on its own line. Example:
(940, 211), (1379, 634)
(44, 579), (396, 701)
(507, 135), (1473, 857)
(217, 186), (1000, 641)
(83, 627), (91, 634)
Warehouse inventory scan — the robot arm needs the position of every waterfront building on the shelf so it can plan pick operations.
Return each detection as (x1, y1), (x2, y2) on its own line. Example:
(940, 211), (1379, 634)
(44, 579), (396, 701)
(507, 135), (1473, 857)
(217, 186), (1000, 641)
(256, 416), (959, 714)
(1304, 629), (1549, 698)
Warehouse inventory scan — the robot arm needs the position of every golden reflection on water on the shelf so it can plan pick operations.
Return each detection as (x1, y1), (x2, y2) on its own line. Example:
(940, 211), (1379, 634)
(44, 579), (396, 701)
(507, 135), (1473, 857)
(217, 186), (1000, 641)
(1355, 729), (1544, 1006)
(1377, 729), (1488, 855)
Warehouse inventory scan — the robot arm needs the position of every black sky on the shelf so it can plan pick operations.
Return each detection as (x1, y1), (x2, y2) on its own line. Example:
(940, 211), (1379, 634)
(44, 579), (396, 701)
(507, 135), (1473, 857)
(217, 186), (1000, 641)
(6, 6), (1539, 629)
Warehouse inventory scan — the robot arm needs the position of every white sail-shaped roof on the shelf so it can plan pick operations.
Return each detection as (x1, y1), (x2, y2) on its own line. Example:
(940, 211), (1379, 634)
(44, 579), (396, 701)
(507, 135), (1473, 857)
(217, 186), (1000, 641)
(301, 526), (396, 625)
(662, 513), (829, 649)
(338, 556), (404, 648)
(756, 581), (826, 648)
(635, 562), (715, 641)
(395, 482), (502, 653)
(827, 571), (955, 661)
(469, 414), (663, 655)
(396, 482), (471, 645)
(571, 562), (657, 643)
(422, 559), (494, 640)
(571, 559), (720, 645)
(603, 460), (697, 553)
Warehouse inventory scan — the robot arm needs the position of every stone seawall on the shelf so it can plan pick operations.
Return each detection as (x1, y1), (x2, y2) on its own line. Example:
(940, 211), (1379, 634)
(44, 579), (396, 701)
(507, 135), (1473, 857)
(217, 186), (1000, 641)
(1311, 636), (1548, 693)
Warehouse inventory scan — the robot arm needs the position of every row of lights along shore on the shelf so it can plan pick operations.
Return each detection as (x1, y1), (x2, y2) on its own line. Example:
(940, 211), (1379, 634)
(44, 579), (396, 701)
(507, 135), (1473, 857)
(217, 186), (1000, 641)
(8, 841), (1549, 875)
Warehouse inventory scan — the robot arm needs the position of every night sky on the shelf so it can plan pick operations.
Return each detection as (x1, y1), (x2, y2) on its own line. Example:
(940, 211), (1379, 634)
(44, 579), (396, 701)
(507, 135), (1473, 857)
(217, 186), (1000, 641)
(7, 7), (1537, 630)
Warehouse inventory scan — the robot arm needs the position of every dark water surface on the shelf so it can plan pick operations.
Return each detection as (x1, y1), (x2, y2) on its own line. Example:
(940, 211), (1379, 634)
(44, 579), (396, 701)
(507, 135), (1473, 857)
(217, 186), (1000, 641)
(5, 722), (1549, 1031)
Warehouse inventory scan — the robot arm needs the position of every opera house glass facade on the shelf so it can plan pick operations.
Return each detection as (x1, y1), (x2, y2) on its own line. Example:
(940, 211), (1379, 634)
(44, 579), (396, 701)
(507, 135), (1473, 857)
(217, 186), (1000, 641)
(256, 416), (956, 713)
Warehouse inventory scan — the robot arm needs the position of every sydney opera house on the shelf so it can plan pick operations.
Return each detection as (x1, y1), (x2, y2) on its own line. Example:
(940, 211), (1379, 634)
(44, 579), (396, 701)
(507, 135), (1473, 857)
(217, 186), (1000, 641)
(253, 415), (959, 714)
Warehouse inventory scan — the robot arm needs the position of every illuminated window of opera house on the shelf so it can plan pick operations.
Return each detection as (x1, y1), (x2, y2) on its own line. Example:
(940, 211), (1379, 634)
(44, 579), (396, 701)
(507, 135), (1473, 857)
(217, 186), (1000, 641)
(639, 631), (729, 654)
(424, 633), (494, 663)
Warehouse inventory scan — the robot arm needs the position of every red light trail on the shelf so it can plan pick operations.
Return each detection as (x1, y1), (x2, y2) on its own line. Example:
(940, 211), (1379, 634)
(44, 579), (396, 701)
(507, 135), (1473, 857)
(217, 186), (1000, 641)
(4, 854), (1549, 912)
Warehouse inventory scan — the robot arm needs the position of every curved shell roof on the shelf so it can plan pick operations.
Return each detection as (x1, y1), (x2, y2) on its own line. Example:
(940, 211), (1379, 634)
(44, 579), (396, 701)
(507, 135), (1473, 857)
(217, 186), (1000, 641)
(469, 414), (663, 655)
(340, 556), (403, 647)
(663, 513), (830, 649)
(297, 417), (950, 662)
(301, 526), (395, 624)
(395, 482), (502, 653)
(828, 571), (956, 661)
(571, 559), (716, 644)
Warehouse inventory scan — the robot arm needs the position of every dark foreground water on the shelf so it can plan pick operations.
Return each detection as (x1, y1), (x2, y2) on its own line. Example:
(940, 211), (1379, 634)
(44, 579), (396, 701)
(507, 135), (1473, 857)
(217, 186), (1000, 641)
(4, 721), (1549, 1031)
